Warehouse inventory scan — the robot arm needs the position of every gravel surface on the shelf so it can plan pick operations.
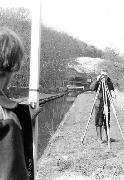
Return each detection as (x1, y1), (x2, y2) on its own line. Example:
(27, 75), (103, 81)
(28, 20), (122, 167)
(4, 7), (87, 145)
(37, 90), (124, 180)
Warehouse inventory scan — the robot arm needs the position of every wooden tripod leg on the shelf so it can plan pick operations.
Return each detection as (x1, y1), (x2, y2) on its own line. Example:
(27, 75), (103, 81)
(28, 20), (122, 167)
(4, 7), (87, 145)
(106, 86), (124, 142)
(81, 83), (101, 144)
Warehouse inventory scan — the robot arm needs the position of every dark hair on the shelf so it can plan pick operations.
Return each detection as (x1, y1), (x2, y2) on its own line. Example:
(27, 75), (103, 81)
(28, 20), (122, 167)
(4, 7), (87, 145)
(0, 27), (24, 72)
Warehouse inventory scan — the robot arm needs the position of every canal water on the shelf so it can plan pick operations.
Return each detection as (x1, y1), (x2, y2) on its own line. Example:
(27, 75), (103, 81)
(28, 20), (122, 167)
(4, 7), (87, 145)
(38, 92), (80, 159)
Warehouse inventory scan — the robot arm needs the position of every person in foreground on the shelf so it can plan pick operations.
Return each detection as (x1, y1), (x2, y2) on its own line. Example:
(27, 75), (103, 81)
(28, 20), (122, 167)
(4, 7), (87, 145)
(0, 27), (33, 180)
(90, 70), (116, 143)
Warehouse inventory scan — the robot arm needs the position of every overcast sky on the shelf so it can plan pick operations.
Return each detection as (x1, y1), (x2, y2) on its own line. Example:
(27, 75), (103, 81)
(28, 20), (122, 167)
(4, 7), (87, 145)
(1, 0), (124, 54)
(42, 0), (124, 55)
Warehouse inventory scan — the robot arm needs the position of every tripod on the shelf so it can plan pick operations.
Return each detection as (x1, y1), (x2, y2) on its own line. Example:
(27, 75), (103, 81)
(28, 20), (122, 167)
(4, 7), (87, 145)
(81, 76), (124, 150)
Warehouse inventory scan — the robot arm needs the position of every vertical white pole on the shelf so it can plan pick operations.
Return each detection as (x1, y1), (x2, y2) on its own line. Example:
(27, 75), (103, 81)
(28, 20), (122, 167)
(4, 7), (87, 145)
(29, 0), (41, 178)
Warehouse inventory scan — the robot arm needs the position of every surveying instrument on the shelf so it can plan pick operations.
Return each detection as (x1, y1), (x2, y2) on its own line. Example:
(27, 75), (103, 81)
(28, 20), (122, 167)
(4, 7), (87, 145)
(81, 74), (124, 150)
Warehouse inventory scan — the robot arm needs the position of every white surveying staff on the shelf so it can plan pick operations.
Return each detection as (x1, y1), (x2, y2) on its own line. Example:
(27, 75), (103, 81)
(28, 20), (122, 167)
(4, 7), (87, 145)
(101, 78), (111, 150)
(29, 0), (41, 178)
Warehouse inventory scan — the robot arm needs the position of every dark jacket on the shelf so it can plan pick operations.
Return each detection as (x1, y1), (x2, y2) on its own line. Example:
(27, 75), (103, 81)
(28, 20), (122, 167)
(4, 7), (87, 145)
(0, 92), (34, 180)
(90, 76), (114, 106)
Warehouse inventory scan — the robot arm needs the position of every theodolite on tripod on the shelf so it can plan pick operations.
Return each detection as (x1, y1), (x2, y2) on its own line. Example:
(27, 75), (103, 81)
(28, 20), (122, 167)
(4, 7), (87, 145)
(81, 73), (124, 150)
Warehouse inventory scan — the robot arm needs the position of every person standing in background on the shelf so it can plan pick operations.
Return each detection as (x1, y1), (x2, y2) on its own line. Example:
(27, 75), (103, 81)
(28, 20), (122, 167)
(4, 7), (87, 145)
(90, 70), (116, 143)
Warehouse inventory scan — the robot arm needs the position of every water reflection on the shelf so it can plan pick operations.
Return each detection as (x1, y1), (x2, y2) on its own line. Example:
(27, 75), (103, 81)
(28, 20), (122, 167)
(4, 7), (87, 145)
(38, 94), (74, 159)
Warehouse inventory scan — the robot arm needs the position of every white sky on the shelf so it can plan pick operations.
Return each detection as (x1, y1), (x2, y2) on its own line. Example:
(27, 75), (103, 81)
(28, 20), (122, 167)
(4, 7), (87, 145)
(1, 0), (124, 54)
(42, 0), (124, 54)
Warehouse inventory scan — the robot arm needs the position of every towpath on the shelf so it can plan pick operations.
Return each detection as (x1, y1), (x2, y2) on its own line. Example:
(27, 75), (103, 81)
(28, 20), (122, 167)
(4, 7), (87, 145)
(37, 90), (124, 180)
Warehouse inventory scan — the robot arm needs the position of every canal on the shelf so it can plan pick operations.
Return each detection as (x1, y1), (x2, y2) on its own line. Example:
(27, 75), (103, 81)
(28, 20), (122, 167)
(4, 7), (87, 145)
(38, 91), (80, 159)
